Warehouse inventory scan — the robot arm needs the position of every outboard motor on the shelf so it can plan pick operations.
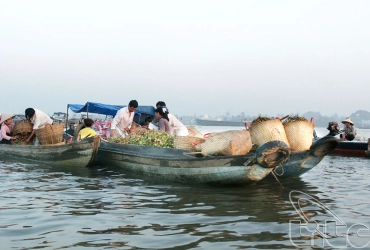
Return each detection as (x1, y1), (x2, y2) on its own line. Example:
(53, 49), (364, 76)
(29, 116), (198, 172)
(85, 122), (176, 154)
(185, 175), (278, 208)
(327, 121), (341, 136)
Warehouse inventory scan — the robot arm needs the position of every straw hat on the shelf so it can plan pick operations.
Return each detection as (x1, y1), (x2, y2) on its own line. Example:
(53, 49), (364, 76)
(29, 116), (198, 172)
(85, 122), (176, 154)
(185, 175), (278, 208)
(0, 114), (15, 124)
(341, 117), (354, 125)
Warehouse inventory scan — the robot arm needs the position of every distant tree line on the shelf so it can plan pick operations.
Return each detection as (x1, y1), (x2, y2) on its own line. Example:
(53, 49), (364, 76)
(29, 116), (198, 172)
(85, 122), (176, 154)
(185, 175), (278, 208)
(178, 110), (370, 128)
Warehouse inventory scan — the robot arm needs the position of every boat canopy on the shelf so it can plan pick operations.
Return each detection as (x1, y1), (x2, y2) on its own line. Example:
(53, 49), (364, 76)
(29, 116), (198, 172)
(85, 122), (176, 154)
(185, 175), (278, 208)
(67, 102), (156, 117)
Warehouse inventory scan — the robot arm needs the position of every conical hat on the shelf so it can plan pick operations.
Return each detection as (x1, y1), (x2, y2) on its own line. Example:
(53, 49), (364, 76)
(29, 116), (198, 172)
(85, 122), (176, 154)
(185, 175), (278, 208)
(0, 114), (15, 124)
(341, 117), (354, 125)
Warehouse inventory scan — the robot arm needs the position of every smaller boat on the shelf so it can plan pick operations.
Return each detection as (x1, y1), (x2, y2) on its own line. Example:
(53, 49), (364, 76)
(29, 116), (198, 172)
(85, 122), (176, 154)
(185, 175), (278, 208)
(51, 112), (68, 126)
(0, 136), (100, 167)
(325, 121), (369, 158)
(331, 140), (369, 158)
(195, 119), (246, 127)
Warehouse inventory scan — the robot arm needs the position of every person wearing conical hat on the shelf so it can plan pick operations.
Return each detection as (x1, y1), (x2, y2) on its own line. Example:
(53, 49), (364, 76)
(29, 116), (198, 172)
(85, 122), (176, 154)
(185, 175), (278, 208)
(340, 117), (356, 141)
(0, 114), (17, 144)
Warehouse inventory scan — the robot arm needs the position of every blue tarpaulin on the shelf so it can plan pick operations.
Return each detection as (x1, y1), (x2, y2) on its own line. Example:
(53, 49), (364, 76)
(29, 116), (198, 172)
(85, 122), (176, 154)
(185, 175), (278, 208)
(67, 102), (155, 117)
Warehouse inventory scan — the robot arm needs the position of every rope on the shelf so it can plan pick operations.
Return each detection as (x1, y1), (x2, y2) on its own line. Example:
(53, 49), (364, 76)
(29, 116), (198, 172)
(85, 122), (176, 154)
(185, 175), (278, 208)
(271, 170), (284, 189)
(273, 164), (285, 176)
(244, 157), (255, 166)
(86, 136), (101, 167)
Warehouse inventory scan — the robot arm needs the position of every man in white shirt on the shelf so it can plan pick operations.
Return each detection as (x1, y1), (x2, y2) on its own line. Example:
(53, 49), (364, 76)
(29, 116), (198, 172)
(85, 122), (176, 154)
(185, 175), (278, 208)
(154, 101), (189, 136)
(110, 100), (138, 138)
(25, 108), (53, 144)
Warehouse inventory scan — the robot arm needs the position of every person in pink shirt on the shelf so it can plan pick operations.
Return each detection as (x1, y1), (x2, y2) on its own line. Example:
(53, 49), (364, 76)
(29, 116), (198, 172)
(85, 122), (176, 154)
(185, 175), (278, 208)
(0, 114), (16, 145)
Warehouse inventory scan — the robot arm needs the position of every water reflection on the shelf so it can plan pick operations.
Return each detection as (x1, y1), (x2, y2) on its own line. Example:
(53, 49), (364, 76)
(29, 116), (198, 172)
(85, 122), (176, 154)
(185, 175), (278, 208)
(1, 156), (369, 249)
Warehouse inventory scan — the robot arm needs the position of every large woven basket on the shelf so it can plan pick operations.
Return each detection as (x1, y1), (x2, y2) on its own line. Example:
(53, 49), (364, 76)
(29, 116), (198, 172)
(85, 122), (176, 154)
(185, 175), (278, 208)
(35, 124), (64, 145)
(194, 130), (253, 156)
(284, 121), (314, 151)
(249, 119), (290, 148)
(174, 136), (206, 151)
(186, 126), (203, 138)
(13, 120), (33, 135)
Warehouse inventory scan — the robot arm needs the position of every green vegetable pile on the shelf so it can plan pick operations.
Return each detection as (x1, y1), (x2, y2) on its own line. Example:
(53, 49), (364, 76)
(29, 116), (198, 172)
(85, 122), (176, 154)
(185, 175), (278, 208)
(12, 133), (35, 145)
(283, 115), (308, 124)
(251, 116), (276, 126)
(108, 129), (174, 148)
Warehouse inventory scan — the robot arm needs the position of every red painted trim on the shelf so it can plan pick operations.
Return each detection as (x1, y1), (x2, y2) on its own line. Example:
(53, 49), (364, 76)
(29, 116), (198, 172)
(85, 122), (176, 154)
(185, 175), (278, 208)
(331, 148), (368, 157)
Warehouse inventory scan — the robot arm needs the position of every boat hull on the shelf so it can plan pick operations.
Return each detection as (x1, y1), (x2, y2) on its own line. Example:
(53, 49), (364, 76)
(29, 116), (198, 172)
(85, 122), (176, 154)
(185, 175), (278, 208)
(267, 136), (339, 179)
(195, 119), (245, 127)
(0, 136), (100, 167)
(331, 141), (369, 158)
(267, 150), (324, 179)
(96, 142), (273, 185)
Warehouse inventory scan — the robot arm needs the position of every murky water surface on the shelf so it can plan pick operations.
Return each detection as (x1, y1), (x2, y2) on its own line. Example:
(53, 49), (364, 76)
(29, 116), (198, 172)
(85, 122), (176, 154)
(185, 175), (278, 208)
(1, 127), (369, 249)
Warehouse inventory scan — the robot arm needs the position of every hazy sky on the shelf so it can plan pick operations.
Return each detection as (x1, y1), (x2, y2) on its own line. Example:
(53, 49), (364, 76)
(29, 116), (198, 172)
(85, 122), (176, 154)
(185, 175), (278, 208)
(1, 0), (369, 118)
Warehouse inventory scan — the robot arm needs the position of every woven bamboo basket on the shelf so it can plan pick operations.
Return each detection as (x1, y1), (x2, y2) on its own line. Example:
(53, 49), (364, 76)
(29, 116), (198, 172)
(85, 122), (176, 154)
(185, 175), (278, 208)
(174, 136), (206, 151)
(284, 121), (314, 151)
(186, 126), (203, 138)
(194, 130), (253, 156)
(13, 120), (33, 135)
(249, 119), (290, 148)
(35, 124), (64, 145)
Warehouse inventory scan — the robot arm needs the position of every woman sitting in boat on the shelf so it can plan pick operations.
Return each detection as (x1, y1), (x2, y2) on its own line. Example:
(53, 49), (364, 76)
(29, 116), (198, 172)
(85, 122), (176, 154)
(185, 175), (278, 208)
(340, 117), (356, 141)
(24, 108), (53, 145)
(155, 107), (174, 135)
(0, 114), (17, 144)
(155, 101), (189, 136)
(77, 118), (97, 141)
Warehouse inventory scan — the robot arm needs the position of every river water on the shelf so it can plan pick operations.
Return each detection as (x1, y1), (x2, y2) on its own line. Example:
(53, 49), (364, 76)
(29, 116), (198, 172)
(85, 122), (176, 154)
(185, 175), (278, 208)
(1, 127), (369, 249)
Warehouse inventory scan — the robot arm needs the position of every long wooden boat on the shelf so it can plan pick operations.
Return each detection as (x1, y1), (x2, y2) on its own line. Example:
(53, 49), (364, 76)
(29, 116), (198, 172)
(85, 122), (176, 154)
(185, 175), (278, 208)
(267, 136), (339, 179)
(95, 141), (291, 185)
(195, 119), (246, 127)
(330, 140), (370, 158)
(0, 136), (100, 167)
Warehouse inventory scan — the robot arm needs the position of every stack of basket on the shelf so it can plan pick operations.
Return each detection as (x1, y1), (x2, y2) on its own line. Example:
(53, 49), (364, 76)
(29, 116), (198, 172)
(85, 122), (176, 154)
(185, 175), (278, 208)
(35, 124), (65, 145)
(12, 120), (35, 145)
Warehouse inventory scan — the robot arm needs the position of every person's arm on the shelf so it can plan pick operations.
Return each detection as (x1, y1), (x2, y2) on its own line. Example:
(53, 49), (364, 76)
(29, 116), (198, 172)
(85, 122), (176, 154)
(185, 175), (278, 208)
(347, 126), (356, 136)
(25, 129), (36, 144)
(77, 131), (82, 142)
(1, 127), (12, 140)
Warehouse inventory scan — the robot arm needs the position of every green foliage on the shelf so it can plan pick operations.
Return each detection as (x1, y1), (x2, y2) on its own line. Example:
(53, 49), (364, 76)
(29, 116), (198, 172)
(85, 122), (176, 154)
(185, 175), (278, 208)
(108, 130), (174, 148)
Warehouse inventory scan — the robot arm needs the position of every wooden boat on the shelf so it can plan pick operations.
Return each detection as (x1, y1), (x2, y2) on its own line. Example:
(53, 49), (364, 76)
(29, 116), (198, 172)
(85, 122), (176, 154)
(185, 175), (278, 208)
(267, 136), (339, 179)
(0, 136), (100, 167)
(324, 121), (369, 158)
(331, 140), (370, 158)
(196, 118), (246, 127)
(95, 140), (291, 185)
